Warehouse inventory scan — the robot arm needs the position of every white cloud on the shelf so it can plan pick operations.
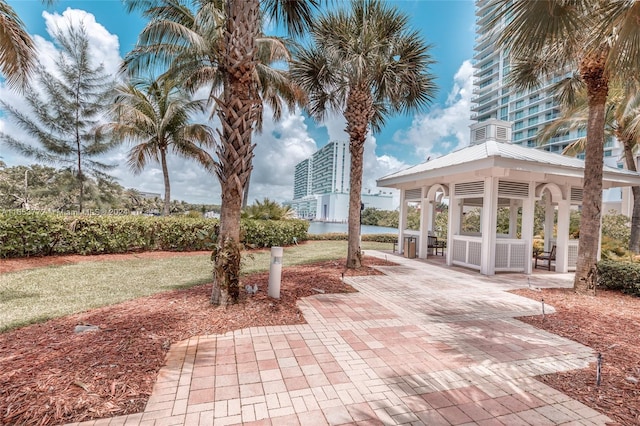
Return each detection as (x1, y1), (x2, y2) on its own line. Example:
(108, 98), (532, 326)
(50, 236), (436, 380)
(393, 60), (474, 160)
(42, 8), (122, 76)
(249, 110), (318, 203)
(319, 113), (406, 196)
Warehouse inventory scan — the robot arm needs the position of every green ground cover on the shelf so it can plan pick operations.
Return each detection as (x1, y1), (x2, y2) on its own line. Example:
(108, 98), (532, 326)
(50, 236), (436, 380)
(0, 240), (391, 332)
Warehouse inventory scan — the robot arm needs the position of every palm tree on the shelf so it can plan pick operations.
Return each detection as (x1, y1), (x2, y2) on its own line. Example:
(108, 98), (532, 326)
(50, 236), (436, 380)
(540, 84), (640, 253)
(123, 0), (317, 305)
(0, 1), (36, 89)
(242, 197), (294, 220)
(290, 0), (437, 268)
(492, 0), (640, 293)
(101, 76), (215, 216)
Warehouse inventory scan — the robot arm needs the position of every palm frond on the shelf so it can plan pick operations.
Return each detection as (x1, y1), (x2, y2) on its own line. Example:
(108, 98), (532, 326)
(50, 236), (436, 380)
(0, 1), (36, 89)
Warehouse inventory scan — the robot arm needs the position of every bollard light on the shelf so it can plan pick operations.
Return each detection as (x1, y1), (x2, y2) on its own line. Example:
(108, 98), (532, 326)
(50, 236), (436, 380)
(268, 246), (283, 299)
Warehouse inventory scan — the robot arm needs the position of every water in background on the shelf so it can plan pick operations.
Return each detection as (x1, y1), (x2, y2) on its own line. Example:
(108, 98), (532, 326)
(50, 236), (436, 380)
(307, 221), (397, 235)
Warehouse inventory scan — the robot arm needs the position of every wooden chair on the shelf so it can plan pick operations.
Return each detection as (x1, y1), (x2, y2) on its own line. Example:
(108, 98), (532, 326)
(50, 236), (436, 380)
(534, 245), (556, 270)
(427, 236), (445, 256)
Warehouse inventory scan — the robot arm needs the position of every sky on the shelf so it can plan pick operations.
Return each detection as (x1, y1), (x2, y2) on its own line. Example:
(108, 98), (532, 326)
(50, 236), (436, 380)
(0, 0), (476, 206)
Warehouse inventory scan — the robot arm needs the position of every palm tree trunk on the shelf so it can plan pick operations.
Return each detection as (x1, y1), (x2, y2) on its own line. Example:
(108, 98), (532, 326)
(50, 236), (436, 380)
(242, 172), (251, 208)
(211, 0), (261, 305)
(344, 85), (374, 269)
(621, 137), (640, 252)
(160, 148), (171, 216)
(574, 58), (608, 294)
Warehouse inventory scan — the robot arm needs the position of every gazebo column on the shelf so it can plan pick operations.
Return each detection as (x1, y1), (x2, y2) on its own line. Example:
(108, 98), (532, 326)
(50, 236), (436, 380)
(447, 186), (459, 267)
(555, 198), (571, 273)
(521, 182), (536, 275)
(544, 195), (554, 250)
(481, 177), (498, 275)
(509, 199), (519, 237)
(398, 189), (407, 253)
(419, 192), (433, 259)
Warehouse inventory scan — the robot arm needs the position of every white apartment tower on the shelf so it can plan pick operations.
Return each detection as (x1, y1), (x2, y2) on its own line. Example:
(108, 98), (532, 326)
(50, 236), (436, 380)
(290, 140), (394, 221)
(472, 0), (627, 212)
(472, 0), (623, 156)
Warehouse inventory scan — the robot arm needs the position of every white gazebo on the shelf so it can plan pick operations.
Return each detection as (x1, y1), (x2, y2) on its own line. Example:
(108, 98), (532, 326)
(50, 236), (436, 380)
(377, 120), (640, 275)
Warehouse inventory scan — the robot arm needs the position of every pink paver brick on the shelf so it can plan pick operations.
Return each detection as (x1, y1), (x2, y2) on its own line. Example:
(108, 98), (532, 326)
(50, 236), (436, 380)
(215, 374), (239, 387)
(476, 398), (513, 417)
(345, 403), (377, 421)
(284, 376), (309, 391)
(187, 388), (215, 405)
(421, 392), (454, 409)
(258, 359), (280, 370)
(494, 395), (532, 413)
(214, 385), (240, 401)
(457, 402), (493, 421)
(241, 383), (265, 398)
(437, 405), (473, 425)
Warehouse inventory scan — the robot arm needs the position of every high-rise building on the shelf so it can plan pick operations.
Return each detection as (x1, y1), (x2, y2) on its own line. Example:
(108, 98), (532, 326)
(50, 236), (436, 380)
(290, 140), (394, 221)
(472, 0), (627, 213)
(293, 159), (312, 200)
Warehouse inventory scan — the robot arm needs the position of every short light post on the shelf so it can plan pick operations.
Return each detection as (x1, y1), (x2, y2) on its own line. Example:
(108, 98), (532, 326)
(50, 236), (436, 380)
(268, 246), (283, 299)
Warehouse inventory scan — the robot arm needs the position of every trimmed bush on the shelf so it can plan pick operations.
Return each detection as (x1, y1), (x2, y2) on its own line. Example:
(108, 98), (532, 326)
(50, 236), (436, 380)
(306, 232), (397, 243)
(0, 210), (308, 258)
(307, 232), (348, 241)
(241, 219), (309, 248)
(597, 260), (640, 296)
(362, 233), (397, 243)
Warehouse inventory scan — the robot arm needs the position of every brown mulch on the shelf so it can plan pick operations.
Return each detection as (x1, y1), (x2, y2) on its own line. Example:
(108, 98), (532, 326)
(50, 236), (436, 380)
(0, 252), (395, 426)
(513, 288), (640, 425)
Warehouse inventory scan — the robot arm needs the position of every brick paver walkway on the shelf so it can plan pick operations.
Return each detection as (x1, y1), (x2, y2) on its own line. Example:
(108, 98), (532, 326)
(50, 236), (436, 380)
(69, 252), (610, 426)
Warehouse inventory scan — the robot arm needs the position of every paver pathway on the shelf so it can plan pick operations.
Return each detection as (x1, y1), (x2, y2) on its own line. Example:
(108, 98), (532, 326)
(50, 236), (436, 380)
(69, 252), (610, 426)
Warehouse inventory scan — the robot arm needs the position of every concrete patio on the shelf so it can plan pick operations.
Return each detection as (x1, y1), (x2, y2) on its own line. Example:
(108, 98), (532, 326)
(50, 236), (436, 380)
(69, 251), (610, 426)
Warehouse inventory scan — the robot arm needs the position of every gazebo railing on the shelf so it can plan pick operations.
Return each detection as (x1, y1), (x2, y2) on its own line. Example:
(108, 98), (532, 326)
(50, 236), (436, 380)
(495, 238), (527, 272)
(451, 236), (482, 270)
(452, 236), (528, 272)
(568, 240), (578, 271)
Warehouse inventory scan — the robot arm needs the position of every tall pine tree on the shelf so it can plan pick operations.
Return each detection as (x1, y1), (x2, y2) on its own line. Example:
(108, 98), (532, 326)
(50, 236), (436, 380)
(0, 19), (118, 211)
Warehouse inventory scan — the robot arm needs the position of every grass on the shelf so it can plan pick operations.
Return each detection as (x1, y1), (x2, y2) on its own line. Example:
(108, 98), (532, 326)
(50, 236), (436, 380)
(0, 240), (391, 332)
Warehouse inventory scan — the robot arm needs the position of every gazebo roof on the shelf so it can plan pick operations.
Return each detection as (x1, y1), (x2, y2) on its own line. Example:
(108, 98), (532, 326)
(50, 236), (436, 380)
(377, 140), (640, 189)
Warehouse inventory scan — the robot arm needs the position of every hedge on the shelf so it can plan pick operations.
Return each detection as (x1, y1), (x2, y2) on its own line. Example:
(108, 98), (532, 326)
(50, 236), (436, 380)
(306, 232), (397, 243)
(0, 210), (308, 258)
(597, 260), (640, 297)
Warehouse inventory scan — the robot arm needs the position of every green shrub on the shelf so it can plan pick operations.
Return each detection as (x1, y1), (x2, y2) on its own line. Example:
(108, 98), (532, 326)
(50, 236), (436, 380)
(0, 210), (308, 258)
(597, 260), (640, 296)
(362, 233), (397, 243)
(306, 232), (397, 243)
(0, 210), (71, 257)
(306, 232), (347, 241)
(602, 211), (631, 247)
(241, 219), (308, 248)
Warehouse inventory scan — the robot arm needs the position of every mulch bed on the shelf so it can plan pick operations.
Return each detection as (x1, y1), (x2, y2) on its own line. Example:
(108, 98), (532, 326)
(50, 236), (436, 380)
(0, 252), (394, 426)
(513, 288), (640, 425)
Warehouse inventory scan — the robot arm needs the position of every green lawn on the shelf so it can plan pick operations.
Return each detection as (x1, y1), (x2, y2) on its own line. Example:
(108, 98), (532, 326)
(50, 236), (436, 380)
(0, 240), (391, 332)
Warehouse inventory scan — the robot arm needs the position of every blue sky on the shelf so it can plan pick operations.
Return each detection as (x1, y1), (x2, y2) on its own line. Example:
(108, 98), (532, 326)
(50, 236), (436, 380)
(1, 0), (476, 204)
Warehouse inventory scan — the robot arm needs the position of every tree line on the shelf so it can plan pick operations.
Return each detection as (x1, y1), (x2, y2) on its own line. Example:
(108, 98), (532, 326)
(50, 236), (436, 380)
(0, 162), (220, 214)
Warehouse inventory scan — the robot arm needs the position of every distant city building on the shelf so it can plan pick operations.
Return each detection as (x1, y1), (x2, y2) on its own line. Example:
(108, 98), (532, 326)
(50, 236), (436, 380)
(473, 0), (628, 214)
(290, 140), (395, 221)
